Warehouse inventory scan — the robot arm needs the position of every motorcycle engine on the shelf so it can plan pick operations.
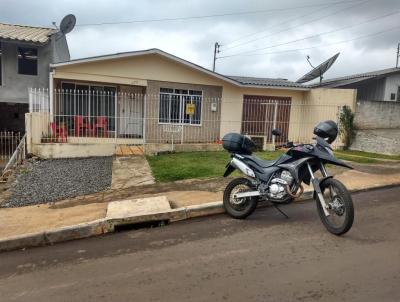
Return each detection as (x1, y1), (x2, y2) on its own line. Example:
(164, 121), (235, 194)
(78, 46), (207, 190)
(267, 170), (294, 200)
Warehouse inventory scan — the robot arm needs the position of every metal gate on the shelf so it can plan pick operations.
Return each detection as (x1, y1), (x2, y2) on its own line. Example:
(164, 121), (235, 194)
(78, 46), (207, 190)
(241, 95), (292, 144)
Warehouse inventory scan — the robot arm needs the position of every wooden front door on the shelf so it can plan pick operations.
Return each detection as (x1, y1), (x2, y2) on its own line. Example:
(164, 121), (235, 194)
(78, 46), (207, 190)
(241, 95), (292, 143)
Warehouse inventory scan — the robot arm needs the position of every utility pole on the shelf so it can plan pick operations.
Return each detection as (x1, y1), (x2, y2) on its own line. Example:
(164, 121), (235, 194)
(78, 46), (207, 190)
(212, 42), (220, 72)
(396, 42), (400, 68)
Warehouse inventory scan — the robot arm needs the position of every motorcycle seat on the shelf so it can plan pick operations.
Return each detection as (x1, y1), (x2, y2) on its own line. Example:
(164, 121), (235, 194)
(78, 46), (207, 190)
(242, 154), (277, 168)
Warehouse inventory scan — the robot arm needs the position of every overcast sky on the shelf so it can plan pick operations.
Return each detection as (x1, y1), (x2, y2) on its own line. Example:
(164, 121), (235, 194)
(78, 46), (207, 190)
(1, 0), (399, 82)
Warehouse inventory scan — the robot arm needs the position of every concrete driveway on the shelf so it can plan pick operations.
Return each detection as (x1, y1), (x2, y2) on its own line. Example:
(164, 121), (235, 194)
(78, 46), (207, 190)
(0, 186), (399, 302)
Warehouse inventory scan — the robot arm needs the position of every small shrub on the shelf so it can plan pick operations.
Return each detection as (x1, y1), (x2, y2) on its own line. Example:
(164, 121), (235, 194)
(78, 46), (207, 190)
(339, 106), (356, 150)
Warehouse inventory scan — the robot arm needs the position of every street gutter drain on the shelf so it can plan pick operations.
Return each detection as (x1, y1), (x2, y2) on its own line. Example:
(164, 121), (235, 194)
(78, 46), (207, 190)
(114, 220), (169, 232)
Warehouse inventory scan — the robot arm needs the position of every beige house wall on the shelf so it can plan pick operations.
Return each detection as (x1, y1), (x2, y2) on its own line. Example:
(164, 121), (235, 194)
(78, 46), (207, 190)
(53, 55), (306, 132)
(219, 86), (305, 138)
(290, 88), (357, 145)
(51, 53), (357, 147)
(53, 54), (226, 87)
(25, 112), (50, 153)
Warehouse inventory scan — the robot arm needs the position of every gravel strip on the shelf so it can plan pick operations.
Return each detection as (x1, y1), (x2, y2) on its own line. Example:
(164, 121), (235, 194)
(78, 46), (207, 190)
(2, 157), (113, 207)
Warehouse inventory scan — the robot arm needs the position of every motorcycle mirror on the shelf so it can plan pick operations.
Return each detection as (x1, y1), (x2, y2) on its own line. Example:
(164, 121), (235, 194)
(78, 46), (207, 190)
(271, 129), (282, 136)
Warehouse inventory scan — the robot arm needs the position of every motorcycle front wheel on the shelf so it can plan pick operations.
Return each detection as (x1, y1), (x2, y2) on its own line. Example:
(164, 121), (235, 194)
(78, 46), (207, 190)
(316, 178), (354, 236)
(223, 177), (258, 219)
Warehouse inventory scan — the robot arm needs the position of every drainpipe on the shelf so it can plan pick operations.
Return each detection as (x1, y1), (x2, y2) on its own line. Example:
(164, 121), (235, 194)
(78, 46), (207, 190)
(114, 93), (118, 144)
(49, 70), (55, 122)
(143, 94), (147, 144)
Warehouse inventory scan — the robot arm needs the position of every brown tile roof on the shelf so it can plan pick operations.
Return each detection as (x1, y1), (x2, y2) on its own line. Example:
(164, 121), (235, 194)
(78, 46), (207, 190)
(0, 22), (56, 43)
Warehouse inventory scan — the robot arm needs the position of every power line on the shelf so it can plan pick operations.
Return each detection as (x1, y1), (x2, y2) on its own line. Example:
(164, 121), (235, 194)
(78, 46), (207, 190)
(218, 10), (400, 58)
(75, 2), (354, 26)
(217, 25), (400, 58)
(221, 0), (365, 50)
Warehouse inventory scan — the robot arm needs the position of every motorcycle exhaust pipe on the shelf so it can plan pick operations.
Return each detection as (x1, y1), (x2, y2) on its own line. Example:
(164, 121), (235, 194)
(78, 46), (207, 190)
(234, 185), (304, 199)
(285, 184), (304, 198)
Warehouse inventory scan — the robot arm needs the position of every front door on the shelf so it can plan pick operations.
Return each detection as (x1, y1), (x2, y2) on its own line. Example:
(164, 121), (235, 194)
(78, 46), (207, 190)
(119, 93), (143, 138)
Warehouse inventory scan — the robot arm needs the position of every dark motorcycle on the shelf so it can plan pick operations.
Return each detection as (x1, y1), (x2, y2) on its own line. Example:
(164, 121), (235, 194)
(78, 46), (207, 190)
(222, 120), (354, 235)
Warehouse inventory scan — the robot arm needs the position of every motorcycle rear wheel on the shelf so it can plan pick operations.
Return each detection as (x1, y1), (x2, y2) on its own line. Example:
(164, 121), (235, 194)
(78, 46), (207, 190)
(316, 178), (354, 235)
(223, 177), (258, 219)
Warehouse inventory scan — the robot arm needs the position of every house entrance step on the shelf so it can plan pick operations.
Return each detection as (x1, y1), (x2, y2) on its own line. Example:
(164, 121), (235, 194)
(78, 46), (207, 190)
(115, 145), (144, 156)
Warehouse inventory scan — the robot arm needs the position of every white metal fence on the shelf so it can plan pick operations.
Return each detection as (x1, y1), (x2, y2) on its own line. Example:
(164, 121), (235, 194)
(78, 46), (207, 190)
(28, 88), (343, 149)
(0, 132), (26, 180)
(0, 132), (23, 161)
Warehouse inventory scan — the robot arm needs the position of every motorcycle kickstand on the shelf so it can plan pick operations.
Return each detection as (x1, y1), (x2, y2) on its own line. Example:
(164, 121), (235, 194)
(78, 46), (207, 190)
(273, 204), (289, 219)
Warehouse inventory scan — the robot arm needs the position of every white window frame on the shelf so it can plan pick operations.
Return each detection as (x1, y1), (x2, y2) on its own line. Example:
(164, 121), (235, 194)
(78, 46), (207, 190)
(158, 88), (203, 126)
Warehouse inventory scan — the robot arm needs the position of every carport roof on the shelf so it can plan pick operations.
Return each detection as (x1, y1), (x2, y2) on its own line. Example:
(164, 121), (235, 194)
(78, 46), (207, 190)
(311, 67), (400, 88)
(0, 22), (56, 44)
(51, 48), (310, 91)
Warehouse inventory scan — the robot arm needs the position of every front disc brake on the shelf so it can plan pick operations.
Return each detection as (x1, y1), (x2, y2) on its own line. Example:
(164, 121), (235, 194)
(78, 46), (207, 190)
(330, 197), (345, 216)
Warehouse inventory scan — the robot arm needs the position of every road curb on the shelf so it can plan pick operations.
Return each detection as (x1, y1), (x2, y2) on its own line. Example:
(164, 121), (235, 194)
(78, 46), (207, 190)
(1, 183), (399, 252)
(0, 219), (112, 252)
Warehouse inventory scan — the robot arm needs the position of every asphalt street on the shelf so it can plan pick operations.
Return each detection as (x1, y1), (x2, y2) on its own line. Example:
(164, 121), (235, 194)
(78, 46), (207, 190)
(0, 186), (399, 302)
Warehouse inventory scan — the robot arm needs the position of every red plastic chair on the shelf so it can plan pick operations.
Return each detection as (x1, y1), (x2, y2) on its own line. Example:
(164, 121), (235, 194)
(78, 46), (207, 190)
(50, 122), (67, 143)
(93, 116), (108, 137)
(74, 116), (91, 137)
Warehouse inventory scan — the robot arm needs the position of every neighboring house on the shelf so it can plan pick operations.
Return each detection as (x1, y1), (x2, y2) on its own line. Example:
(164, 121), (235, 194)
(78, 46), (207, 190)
(315, 67), (400, 155)
(314, 67), (400, 102)
(0, 22), (70, 132)
(26, 48), (356, 158)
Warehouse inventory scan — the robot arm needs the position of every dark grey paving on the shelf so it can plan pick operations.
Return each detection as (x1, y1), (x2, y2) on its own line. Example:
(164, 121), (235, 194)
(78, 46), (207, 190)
(2, 157), (112, 207)
(0, 187), (399, 302)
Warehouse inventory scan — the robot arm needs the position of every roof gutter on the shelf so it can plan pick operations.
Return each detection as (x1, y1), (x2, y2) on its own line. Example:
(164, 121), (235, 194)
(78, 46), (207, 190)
(0, 38), (48, 46)
(238, 84), (310, 91)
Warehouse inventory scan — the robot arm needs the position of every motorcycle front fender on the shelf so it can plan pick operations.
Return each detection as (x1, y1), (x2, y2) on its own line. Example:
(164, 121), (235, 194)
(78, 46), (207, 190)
(312, 176), (334, 200)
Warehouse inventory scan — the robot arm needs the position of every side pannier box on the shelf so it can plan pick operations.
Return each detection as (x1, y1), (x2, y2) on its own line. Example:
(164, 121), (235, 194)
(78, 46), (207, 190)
(222, 133), (256, 155)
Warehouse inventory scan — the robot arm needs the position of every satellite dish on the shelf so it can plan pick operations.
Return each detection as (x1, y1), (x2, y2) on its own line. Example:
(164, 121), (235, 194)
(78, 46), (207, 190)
(296, 53), (340, 84)
(60, 14), (76, 35)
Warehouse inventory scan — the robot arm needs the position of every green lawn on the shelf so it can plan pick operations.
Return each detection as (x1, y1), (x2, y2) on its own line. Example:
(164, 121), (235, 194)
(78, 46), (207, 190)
(146, 151), (283, 182)
(146, 149), (399, 182)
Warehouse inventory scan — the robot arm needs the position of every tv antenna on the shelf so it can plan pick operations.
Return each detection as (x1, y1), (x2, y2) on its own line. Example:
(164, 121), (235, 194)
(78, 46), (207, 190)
(296, 53), (340, 84)
(396, 42), (399, 68)
(306, 55), (315, 68)
(59, 14), (76, 35)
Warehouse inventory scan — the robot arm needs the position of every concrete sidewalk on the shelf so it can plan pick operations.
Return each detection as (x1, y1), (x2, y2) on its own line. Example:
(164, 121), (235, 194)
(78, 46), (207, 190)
(1, 164), (400, 251)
